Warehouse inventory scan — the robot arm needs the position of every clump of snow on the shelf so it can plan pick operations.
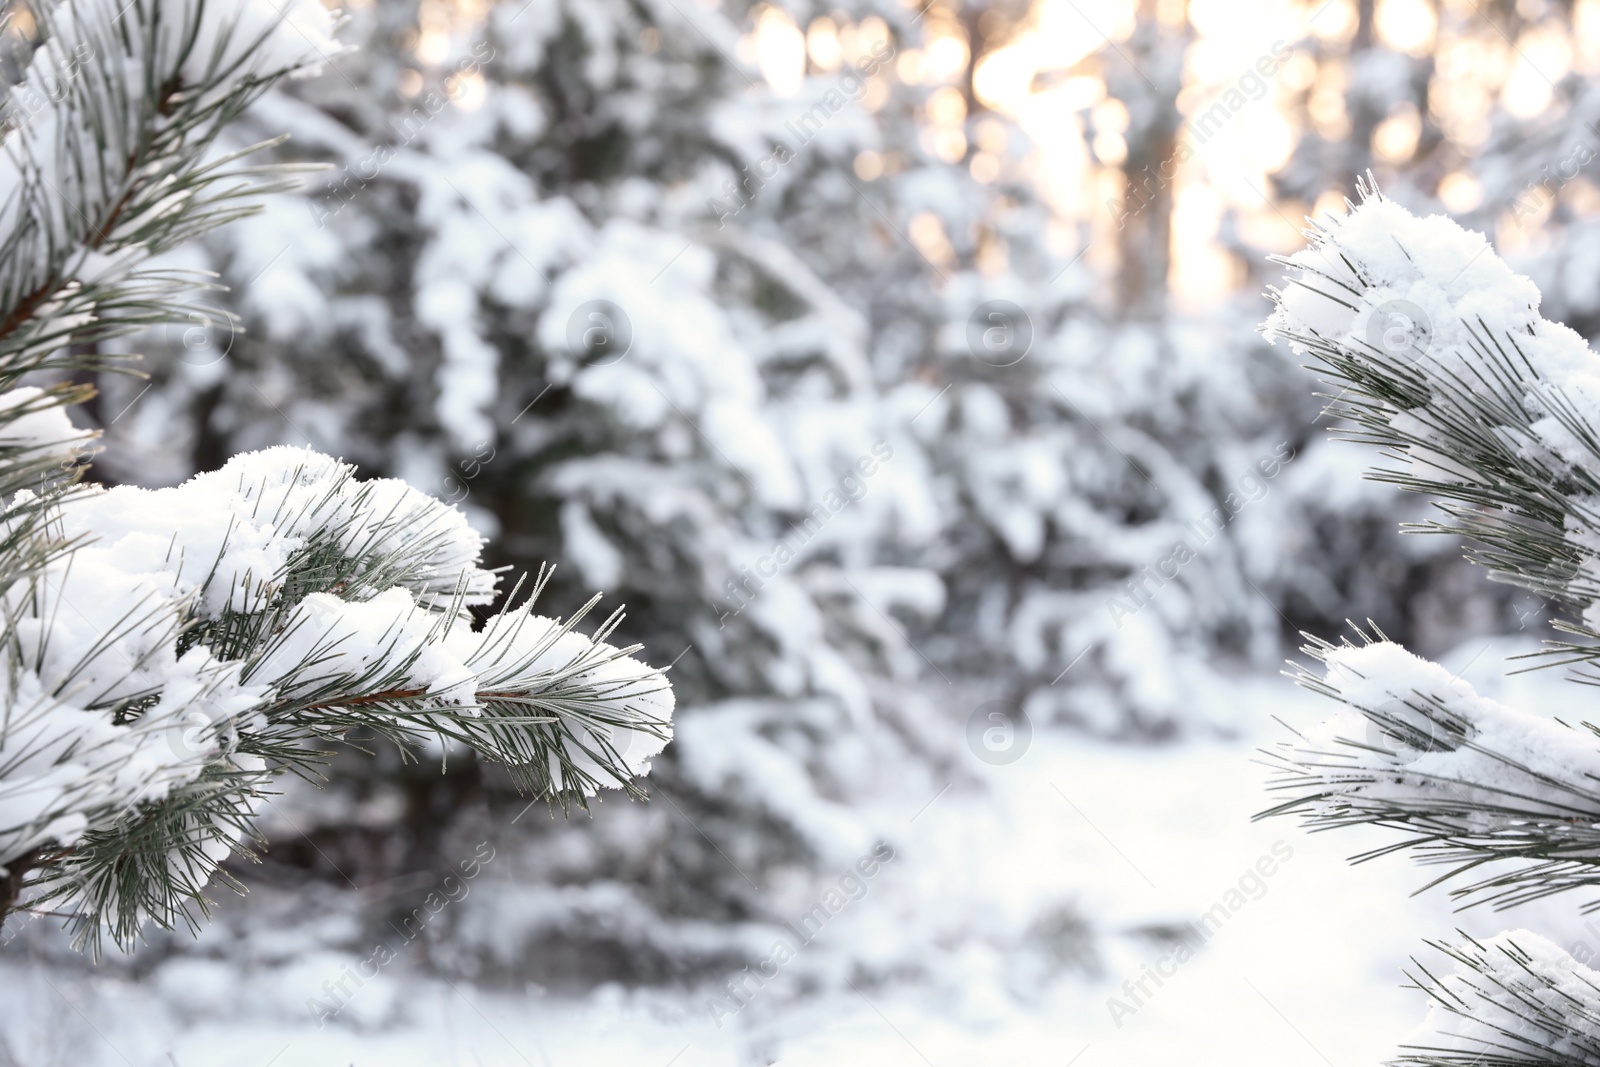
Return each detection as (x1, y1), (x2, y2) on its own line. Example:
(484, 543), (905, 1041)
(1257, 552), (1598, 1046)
(1409, 930), (1600, 1061)
(0, 663), (262, 864)
(249, 587), (467, 702)
(0, 388), (95, 466)
(48, 446), (497, 620)
(1265, 190), (1600, 477)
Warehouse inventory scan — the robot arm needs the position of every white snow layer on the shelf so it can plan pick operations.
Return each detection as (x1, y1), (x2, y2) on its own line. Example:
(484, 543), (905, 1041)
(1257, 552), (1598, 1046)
(0, 387), (96, 464)
(1289, 639), (1600, 822)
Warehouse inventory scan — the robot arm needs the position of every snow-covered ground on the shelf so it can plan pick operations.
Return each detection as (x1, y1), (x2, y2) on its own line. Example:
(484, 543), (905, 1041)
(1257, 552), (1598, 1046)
(5, 636), (1593, 1067)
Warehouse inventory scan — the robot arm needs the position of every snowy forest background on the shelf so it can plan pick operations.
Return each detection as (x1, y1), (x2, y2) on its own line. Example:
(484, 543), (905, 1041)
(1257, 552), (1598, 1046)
(7, 0), (1600, 1063)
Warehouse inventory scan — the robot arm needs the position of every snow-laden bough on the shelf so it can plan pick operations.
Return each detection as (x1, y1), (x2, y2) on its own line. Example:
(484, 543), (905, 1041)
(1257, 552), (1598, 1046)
(0, 444), (674, 951)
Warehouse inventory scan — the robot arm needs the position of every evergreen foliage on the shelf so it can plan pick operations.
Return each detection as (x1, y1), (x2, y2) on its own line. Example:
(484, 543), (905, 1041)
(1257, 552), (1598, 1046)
(0, 0), (673, 957)
(1264, 179), (1600, 1062)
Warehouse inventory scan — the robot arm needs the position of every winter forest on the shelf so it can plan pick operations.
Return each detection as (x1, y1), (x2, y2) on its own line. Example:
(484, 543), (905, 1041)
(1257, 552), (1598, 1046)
(14, 0), (1600, 1063)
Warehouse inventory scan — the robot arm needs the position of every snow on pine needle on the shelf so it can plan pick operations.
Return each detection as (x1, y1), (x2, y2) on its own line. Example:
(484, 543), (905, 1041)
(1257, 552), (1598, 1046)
(1259, 183), (1600, 902)
(1396, 931), (1600, 1067)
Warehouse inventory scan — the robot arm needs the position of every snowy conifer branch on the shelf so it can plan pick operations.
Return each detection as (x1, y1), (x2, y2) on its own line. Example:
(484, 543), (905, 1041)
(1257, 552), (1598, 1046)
(1259, 184), (1600, 908)
(1264, 177), (1600, 665)
(1259, 632), (1600, 910)
(0, 0), (347, 701)
(1262, 183), (1600, 1062)
(2, 448), (676, 953)
(1393, 931), (1600, 1067)
(0, 0), (676, 955)
(0, 0), (344, 386)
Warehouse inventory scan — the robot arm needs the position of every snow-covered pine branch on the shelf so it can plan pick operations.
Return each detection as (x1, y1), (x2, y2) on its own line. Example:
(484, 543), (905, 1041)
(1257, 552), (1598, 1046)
(0, 0), (347, 626)
(0, 0), (675, 956)
(1261, 181), (1600, 1063)
(1264, 176), (1600, 666)
(5, 447), (674, 954)
(0, 0), (343, 382)
(1260, 631), (1600, 910)
(1260, 183), (1600, 905)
